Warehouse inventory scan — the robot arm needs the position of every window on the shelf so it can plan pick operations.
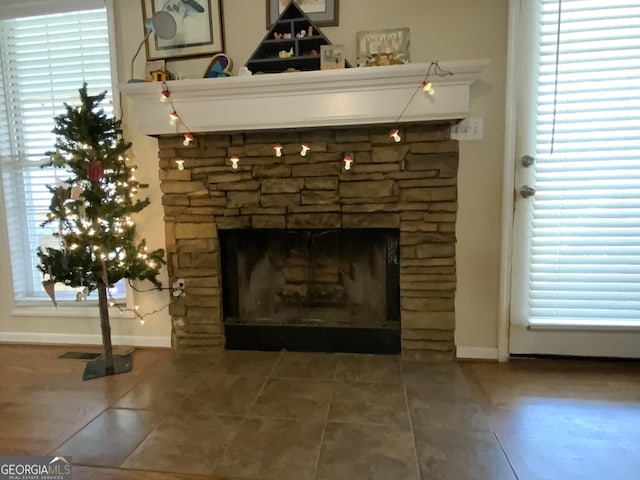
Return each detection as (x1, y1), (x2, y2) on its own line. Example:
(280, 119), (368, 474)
(0, 2), (118, 303)
(513, 0), (640, 327)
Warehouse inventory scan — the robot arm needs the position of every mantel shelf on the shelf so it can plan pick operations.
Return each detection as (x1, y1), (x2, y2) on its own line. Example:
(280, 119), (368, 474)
(119, 59), (490, 136)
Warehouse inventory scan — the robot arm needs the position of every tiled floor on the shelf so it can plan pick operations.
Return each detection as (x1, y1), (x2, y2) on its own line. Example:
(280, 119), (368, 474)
(1, 345), (639, 480)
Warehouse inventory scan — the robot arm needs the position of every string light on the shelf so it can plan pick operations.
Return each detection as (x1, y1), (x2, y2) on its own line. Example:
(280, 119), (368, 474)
(274, 143), (283, 157)
(230, 156), (240, 169)
(389, 60), (454, 142)
(183, 133), (194, 146)
(343, 155), (353, 171)
(422, 81), (435, 95)
(300, 144), (311, 156)
(175, 158), (185, 170)
(160, 89), (171, 102)
(169, 111), (179, 125)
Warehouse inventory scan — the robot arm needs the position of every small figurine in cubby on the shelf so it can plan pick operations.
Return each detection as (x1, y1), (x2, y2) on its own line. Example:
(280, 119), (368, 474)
(274, 32), (283, 40)
(296, 30), (306, 38)
(283, 33), (292, 39)
(307, 26), (314, 36)
(279, 47), (294, 58)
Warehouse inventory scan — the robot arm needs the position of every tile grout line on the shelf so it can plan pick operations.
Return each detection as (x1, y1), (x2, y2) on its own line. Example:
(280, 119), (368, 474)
(218, 350), (284, 459)
(310, 354), (339, 480)
(47, 352), (170, 458)
(400, 360), (424, 480)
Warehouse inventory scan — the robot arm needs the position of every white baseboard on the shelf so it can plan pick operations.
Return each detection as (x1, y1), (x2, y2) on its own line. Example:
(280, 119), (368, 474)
(0, 331), (171, 348)
(456, 346), (499, 360)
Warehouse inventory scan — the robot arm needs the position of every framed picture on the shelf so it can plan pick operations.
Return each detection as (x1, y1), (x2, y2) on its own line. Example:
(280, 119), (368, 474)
(320, 44), (344, 70)
(356, 28), (410, 67)
(266, 0), (339, 28)
(142, 0), (225, 60)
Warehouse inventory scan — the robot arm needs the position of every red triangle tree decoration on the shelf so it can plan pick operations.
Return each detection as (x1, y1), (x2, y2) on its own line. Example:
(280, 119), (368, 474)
(37, 84), (165, 379)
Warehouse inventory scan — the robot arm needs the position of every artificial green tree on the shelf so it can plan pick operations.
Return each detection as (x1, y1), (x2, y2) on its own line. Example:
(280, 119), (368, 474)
(37, 84), (165, 377)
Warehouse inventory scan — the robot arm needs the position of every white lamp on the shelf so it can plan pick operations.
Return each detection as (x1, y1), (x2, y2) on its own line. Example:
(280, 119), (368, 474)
(129, 11), (177, 82)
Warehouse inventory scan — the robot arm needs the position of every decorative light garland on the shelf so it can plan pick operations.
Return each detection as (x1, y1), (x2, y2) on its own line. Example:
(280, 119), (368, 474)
(158, 61), (454, 173)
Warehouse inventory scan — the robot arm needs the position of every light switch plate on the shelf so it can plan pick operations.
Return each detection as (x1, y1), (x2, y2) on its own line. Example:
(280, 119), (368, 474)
(451, 117), (483, 141)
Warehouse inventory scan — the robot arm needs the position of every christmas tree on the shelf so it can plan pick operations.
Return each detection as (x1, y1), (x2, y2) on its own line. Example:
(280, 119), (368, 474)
(37, 84), (165, 377)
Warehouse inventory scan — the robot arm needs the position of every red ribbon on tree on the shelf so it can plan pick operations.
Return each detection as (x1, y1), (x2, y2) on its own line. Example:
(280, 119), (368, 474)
(87, 160), (104, 182)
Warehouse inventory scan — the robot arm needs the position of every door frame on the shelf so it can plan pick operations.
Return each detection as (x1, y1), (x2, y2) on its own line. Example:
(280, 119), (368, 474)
(497, 0), (519, 362)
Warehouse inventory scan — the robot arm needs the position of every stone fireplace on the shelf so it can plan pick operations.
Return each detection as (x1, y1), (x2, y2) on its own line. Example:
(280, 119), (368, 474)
(157, 122), (458, 359)
(121, 60), (488, 359)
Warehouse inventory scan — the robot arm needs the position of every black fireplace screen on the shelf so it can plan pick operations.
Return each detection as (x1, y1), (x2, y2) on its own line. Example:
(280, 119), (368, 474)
(219, 229), (400, 328)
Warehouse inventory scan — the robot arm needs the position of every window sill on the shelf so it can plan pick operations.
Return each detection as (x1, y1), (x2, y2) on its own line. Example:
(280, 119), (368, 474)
(11, 301), (135, 319)
(528, 320), (640, 332)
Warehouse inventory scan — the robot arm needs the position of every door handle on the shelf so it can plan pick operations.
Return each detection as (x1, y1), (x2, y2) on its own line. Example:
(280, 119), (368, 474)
(520, 185), (536, 198)
(521, 155), (535, 167)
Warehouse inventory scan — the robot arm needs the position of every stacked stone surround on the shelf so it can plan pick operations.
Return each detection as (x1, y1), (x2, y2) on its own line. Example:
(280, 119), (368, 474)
(157, 123), (458, 360)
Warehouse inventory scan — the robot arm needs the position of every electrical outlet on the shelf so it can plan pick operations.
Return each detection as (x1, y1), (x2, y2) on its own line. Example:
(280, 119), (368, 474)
(451, 117), (483, 141)
(172, 278), (186, 296)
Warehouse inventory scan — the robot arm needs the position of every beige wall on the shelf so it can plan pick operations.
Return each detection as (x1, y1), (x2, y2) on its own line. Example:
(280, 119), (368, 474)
(0, 0), (508, 356)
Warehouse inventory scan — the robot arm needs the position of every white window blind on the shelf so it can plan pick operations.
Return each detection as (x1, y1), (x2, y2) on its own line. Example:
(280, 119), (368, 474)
(0, 7), (115, 301)
(528, 0), (640, 326)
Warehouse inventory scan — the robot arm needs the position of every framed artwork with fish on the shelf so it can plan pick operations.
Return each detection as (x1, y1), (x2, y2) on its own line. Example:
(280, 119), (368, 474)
(142, 0), (225, 60)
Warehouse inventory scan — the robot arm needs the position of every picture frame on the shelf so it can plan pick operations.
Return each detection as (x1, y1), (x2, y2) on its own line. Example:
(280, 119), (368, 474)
(266, 0), (339, 28)
(142, 0), (225, 61)
(320, 44), (344, 70)
(356, 28), (410, 67)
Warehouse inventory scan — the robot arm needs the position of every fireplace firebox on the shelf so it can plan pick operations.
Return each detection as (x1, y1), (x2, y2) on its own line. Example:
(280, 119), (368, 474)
(220, 228), (401, 353)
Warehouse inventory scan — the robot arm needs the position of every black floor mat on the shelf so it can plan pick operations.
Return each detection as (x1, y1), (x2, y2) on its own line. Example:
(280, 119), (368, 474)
(58, 351), (102, 360)
(82, 353), (133, 380)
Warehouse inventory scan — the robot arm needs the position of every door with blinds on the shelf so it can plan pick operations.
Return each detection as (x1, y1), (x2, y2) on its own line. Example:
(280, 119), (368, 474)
(510, 0), (640, 357)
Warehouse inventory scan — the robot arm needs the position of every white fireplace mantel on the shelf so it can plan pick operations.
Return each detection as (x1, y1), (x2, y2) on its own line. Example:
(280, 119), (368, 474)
(119, 59), (489, 136)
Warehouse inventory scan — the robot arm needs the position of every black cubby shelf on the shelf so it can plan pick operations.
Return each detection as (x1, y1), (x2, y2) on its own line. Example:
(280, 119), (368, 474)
(245, 1), (350, 74)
